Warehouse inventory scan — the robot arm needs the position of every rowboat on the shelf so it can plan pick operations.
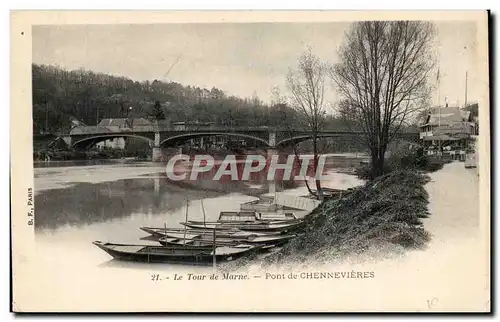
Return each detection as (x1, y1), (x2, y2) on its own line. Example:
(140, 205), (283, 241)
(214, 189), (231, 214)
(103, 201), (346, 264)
(140, 227), (280, 239)
(185, 211), (301, 227)
(159, 237), (241, 247)
(158, 238), (280, 251)
(187, 218), (301, 226)
(180, 220), (304, 233)
(92, 241), (260, 264)
(240, 197), (284, 212)
(140, 226), (235, 238)
(158, 232), (295, 247)
(215, 211), (298, 223)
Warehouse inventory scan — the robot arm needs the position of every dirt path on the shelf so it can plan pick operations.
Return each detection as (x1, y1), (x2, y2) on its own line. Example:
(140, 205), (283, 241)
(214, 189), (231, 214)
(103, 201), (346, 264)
(423, 161), (480, 243)
(400, 160), (488, 311)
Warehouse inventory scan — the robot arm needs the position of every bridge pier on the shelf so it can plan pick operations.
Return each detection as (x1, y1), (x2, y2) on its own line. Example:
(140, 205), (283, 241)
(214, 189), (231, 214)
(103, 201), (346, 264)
(154, 132), (160, 147)
(62, 136), (72, 147)
(267, 131), (278, 198)
(267, 148), (278, 198)
(154, 177), (160, 197)
(152, 147), (163, 162)
(268, 131), (276, 147)
(152, 132), (162, 162)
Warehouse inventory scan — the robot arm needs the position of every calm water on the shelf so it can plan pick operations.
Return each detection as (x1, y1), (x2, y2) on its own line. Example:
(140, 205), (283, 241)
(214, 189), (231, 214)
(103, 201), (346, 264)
(33, 154), (366, 269)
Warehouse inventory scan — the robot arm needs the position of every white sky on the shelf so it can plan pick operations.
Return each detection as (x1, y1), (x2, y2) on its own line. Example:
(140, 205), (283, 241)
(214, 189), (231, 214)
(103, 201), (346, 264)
(33, 21), (480, 106)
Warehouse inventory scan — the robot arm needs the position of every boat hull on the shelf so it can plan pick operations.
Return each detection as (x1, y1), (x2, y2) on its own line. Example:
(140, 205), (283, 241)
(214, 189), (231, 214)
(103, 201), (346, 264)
(93, 241), (259, 265)
(158, 234), (294, 247)
(181, 221), (304, 233)
(140, 226), (281, 238)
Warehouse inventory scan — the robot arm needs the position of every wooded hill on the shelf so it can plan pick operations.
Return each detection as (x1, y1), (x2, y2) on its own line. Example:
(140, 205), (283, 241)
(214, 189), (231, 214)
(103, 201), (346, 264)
(32, 64), (351, 135)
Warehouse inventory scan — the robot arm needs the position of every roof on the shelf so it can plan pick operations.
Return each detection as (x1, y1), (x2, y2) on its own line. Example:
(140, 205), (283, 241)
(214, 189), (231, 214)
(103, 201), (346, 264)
(420, 107), (472, 126)
(69, 125), (113, 135)
(463, 103), (479, 117)
(98, 118), (153, 127)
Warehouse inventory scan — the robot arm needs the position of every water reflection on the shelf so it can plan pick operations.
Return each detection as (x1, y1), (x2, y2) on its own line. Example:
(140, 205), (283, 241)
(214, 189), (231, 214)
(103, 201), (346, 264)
(34, 154), (367, 231)
(33, 155), (366, 275)
(34, 177), (222, 230)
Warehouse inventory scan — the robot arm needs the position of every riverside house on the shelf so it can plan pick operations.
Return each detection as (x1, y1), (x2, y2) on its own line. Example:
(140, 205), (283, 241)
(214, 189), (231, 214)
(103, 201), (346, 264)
(419, 105), (478, 157)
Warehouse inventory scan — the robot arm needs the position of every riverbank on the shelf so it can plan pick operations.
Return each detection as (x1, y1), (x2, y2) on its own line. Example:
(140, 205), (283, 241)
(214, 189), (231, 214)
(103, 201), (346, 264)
(223, 161), (486, 312)
(268, 169), (430, 264)
(223, 161), (481, 271)
(221, 169), (430, 270)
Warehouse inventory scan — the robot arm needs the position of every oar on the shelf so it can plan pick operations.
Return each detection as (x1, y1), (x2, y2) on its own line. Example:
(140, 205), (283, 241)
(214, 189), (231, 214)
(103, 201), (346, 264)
(164, 222), (167, 246)
(212, 228), (217, 272)
(183, 197), (189, 246)
(201, 199), (207, 229)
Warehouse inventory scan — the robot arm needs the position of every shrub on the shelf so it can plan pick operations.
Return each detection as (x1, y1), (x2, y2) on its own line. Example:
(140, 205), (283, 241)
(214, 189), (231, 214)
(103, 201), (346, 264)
(355, 162), (392, 180)
(356, 146), (450, 180)
(260, 169), (431, 267)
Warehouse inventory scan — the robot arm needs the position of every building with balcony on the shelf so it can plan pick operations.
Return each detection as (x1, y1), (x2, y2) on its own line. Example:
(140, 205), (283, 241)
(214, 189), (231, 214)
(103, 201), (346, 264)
(419, 106), (477, 152)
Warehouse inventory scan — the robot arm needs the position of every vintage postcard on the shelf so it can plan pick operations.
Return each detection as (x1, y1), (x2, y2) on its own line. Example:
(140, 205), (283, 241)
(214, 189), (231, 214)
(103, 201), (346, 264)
(10, 10), (490, 312)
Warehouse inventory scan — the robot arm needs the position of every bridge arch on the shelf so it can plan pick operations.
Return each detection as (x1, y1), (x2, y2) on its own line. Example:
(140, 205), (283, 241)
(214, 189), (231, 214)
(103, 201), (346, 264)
(160, 132), (270, 148)
(276, 134), (348, 148)
(276, 132), (420, 148)
(72, 134), (154, 149)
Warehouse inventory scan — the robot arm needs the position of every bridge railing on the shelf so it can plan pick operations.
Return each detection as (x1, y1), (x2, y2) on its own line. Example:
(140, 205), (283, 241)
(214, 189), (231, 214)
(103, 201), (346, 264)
(69, 125), (277, 135)
(68, 125), (420, 136)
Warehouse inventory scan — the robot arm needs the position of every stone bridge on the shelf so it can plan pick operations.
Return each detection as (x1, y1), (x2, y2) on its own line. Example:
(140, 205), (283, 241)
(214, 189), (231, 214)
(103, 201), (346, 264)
(62, 125), (420, 161)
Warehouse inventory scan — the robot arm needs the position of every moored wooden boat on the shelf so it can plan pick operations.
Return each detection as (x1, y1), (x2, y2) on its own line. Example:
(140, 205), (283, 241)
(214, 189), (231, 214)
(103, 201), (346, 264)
(180, 220), (304, 233)
(159, 237), (240, 247)
(140, 226), (280, 239)
(158, 232), (295, 247)
(140, 226), (233, 238)
(216, 211), (298, 223)
(187, 218), (301, 226)
(158, 238), (279, 251)
(92, 241), (261, 264)
(240, 198), (283, 212)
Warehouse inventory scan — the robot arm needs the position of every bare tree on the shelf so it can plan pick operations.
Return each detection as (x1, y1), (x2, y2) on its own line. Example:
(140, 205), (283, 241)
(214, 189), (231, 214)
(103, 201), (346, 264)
(286, 48), (330, 199)
(271, 86), (318, 198)
(331, 21), (436, 178)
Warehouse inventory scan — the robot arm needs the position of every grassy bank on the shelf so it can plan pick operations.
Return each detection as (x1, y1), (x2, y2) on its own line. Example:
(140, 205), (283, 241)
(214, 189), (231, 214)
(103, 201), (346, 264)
(273, 169), (430, 264)
(219, 148), (453, 270)
(223, 169), (432, 270)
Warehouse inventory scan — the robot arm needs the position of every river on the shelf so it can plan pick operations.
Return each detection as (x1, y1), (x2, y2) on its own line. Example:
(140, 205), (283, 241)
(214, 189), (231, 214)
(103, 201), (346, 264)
(33, 154), (366, 270)
(25, 156), (487, 312)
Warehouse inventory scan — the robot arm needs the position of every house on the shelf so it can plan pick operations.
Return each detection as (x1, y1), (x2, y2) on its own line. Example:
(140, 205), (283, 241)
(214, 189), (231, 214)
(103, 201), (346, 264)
(69, 118), (156, 150)
(69, 125), (111, 135)
(463, 103), (480, 136)
(98, 118), (154, 132)
(419, 106), (477, 151)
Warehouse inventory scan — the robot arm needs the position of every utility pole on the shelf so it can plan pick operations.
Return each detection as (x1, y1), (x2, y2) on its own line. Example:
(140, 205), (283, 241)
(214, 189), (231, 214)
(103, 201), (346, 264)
(436, 68), (442, 157)
(464, 70), (468, 108)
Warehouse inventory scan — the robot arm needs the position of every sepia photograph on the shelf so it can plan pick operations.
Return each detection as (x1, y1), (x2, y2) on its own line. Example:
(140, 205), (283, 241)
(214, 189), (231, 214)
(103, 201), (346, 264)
(10, 10), (490, 312)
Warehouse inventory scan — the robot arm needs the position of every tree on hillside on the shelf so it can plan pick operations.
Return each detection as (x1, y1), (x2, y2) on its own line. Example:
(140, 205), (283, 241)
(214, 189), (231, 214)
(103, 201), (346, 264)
(285, 48), (330, 200)
(149, 100), (166, 120)
(331, 21), (436, 178)
(32, 63), (348, 137)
